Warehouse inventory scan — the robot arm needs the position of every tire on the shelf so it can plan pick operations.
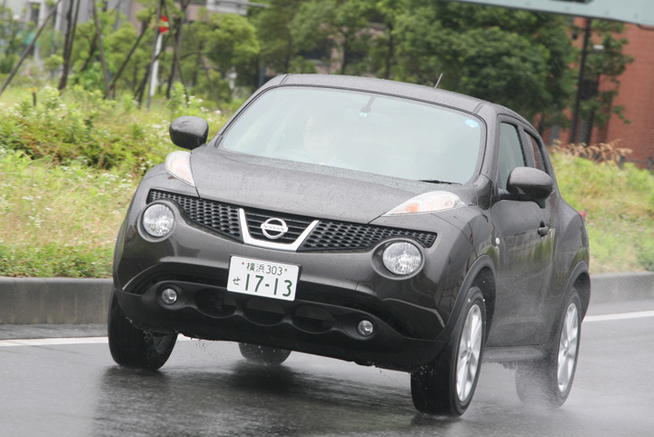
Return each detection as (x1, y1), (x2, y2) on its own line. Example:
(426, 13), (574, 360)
(238, 343), (292, 365)
(411, 287), (486, 416)
(515, 289), (581, 408)
(108, 292), (177, 370)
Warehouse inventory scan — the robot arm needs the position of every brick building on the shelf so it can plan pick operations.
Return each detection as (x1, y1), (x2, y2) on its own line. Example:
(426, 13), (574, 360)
(559, 23), (654, 169)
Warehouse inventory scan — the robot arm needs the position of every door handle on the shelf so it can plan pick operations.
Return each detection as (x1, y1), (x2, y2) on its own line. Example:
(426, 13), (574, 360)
(538, 226), (550, 237)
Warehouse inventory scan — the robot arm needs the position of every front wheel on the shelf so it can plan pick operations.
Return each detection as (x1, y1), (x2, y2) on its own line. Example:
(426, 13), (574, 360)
(108, 293), (177, 370)
(238, 343), (291, 365)
(411, 287), (486, 416)
(515, 290), (581, 408)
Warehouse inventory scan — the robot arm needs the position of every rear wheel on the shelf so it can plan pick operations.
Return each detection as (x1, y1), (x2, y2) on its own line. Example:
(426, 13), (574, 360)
(108, 293), (177, 370)
(515, 290), (581, 408)
(238, 343), (292, 365)
(411, 287), (486, 416)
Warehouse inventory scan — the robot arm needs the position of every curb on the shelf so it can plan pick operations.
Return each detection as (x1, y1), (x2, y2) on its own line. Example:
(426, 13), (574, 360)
(1, 273), (653, 325)
(0, 278), (112, 324)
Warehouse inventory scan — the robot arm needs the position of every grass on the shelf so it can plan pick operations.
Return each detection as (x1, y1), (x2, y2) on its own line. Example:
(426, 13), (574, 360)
(551, 153), (654, 273)
(0, 84), (230, 277)
(0, 84), (653, 277)
(0, 148), (137, 277)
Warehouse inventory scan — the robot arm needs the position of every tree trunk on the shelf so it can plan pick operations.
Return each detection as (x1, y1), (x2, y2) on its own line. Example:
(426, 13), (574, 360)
(188, 23), (220, 109)
(92, 0), (110, 97)
(340, 33), (350, 75)
(78, 34), (97, 73)
(58, 0), (81, 91)
(384, 22), (394, 80)
(57, 0), (75, 90)
(110, 21), (149, 91)
(166, 12), (188, 101)
(145, 0), (162, 109)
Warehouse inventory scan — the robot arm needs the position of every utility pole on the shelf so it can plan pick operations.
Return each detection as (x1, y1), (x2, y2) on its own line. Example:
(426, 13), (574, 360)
(569, 18), (592, 145)
(146, 0), (162, 109)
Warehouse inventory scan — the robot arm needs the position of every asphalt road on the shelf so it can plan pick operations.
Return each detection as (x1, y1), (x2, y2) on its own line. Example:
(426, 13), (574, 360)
(1, 300), (654, 437)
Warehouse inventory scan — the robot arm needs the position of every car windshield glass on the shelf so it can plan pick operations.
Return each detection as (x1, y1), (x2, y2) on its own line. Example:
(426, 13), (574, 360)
(221, 87), (483, 184)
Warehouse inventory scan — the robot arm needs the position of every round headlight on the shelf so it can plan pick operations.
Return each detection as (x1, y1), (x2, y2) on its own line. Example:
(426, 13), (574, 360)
(142, 204), (175, 237)
(382, 241), (422, 276)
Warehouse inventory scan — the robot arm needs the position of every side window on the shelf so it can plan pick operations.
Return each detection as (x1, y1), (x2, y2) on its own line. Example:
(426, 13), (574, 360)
(497, 123), (526, 190)
(526, 133), (547, 173)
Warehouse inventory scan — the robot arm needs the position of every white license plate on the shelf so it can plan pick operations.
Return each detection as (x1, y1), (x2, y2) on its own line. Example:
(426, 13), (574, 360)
(227, 256), (299, 301)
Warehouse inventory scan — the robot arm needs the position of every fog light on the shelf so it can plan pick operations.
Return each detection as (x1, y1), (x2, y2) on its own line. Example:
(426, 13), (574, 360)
(143, 204), (175, 237)
(161, 288), (178, 305)
(382, 241), (422, 275)
(357, 320), (374, 337)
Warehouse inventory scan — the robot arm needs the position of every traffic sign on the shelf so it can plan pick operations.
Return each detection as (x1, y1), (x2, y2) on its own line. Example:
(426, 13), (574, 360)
(437, 0), (654, 26)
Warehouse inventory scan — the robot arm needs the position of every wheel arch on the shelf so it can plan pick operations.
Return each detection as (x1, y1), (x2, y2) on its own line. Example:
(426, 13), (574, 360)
(571, 267), (591, 319)
(452, 255), (496, 343)
(471, 265), (496, 341)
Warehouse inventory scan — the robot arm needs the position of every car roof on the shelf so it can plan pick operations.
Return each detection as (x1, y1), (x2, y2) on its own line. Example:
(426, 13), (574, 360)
(263, 74), (528, 124)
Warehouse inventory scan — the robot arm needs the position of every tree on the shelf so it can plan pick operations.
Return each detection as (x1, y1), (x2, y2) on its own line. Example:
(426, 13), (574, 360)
(578, 20), (634, 138)
(290, 0), (374, 75)
(0, 6), (30, 75)
(185, 10), (260, 100)
(368, 0), (407, 79)
(252, 0), (304, 74)
(394, 1), (576, 122)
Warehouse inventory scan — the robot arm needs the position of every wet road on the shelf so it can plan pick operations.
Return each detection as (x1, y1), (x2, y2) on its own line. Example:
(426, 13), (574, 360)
(1, 300), (654, 437)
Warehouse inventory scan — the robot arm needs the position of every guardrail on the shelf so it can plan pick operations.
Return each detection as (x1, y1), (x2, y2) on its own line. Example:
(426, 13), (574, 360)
(1, 273), (653, 324)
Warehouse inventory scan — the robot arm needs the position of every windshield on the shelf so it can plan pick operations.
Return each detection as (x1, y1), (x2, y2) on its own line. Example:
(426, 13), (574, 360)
(221, 87), (483, 184)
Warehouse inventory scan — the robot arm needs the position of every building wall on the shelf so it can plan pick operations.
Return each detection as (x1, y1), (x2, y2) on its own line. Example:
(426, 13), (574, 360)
(596, 24), (654, 166)
(557, 22), (654, 168)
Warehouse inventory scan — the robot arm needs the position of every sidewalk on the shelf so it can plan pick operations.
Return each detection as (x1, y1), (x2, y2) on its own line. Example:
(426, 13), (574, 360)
(1, 273), (653, 324)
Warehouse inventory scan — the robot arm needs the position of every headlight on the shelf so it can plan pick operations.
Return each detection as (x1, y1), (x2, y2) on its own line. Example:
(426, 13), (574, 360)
(384, 191), (464, 215)
(165, 151), (195, 187)
(142, 204), (175, 237)
(382, 241), (422, 276)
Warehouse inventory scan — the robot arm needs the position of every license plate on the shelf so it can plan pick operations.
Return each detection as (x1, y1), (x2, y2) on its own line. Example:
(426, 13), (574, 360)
(227, 256), (299, 301)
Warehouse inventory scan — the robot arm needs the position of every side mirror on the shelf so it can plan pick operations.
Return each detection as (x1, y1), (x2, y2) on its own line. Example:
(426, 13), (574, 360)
(506, 167), (554, 207)
(169, 116), (209, 150)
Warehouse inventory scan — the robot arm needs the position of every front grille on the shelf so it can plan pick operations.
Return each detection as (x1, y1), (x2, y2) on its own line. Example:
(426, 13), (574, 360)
(148, 190), (436, 251)
(148, 190), (241, 241)
(245, 209), (314, 244)
(300, 221), (436, 251)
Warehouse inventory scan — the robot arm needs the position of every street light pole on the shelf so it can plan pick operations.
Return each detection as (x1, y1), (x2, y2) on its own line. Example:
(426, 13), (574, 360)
(570, 18), (592, 145)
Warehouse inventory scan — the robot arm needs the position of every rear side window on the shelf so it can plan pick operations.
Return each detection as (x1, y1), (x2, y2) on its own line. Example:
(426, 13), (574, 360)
(497, 123), (526, 190)
(527, 133), (547, 173)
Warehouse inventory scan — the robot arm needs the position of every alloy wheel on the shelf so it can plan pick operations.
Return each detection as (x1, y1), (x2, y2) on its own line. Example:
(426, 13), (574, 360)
(557, 303), (579, 393)
(456, 304), (483, 402)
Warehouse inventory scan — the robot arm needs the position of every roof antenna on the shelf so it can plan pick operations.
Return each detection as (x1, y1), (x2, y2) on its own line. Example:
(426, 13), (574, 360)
(434, 73), (443, 89)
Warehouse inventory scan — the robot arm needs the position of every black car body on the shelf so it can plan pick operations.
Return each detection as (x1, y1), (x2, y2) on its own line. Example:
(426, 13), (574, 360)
(109, 74), (590, 416)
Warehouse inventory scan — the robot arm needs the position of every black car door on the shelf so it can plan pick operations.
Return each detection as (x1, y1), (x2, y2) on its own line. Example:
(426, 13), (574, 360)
(486, 119), (557, 346)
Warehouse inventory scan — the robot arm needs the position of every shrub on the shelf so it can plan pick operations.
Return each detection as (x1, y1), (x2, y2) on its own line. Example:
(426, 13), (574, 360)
(0, 85), (228, 175)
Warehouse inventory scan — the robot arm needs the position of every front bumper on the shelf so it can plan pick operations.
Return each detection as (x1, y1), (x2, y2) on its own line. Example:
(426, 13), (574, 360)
(115, 278), (445, 371)
(113, 184), (475, 371)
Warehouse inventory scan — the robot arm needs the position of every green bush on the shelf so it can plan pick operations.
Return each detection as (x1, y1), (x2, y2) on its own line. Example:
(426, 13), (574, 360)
(0, 85), (174, 174)
(0, 85), (228, 176)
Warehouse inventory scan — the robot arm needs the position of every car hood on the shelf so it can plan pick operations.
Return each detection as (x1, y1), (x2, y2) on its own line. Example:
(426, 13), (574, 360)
(191, 146), (475, 224)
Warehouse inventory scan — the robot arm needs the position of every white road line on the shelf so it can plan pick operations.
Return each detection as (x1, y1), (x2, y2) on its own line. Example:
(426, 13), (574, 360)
(0, 335), (196, 348)
(0, 337), (108, 347)
(584, 310), (654, 323)
(2, 312), (654, 348)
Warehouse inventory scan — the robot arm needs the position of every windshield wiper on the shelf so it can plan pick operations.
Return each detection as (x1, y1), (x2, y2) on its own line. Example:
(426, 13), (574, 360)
(420, 179), (459, 185)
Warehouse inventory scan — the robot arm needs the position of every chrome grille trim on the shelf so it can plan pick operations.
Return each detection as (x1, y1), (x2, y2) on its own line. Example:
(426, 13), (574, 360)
(239, 209), (320, 252)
